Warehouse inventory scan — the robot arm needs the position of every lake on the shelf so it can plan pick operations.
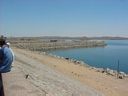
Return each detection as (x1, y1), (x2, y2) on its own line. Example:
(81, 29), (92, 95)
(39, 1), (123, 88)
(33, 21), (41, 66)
(49, 40), (128, 73)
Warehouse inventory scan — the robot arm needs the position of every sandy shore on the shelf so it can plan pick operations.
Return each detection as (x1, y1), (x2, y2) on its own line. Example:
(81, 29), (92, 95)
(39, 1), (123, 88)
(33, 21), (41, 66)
(4, 47), (128, 96)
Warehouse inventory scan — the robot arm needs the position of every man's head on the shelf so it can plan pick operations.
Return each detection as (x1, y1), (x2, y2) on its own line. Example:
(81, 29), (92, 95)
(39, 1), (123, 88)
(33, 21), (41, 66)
(0, 35), (6, 47)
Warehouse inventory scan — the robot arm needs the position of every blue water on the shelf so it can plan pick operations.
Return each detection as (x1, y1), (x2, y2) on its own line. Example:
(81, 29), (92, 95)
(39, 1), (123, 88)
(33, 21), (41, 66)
(49, 40), (128, 73)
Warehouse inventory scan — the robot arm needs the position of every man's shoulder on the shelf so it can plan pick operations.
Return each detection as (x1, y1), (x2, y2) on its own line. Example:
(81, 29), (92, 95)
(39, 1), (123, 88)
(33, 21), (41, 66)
(1, 46), (10, 53)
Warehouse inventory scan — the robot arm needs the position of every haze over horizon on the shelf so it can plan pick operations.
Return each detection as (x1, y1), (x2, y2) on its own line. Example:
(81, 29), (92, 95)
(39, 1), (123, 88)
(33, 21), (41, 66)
(0, 0), (128, 37)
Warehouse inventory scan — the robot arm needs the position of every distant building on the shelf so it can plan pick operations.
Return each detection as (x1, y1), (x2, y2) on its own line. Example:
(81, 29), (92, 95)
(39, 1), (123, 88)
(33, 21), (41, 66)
(50, 40), (58, 42)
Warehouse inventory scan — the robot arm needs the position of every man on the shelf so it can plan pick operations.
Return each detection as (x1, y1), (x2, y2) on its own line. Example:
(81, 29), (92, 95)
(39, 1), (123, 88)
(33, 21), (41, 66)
(0, 36), (13, 73)
(0, 36), (14, 95)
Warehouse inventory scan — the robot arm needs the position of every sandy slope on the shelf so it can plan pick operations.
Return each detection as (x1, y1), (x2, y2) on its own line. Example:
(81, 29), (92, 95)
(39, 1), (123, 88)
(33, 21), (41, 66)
(12, 48), (128, 96)
(2, 48), (104, 96)
(3, 47), (128, 96)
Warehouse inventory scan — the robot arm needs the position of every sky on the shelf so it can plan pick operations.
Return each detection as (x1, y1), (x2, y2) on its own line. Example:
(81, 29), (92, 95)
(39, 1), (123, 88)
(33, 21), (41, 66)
(0, 0), (128, 37)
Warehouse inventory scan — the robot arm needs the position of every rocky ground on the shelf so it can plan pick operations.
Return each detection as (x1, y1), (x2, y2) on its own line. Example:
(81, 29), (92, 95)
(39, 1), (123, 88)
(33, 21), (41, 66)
(8, 37), (106, 51)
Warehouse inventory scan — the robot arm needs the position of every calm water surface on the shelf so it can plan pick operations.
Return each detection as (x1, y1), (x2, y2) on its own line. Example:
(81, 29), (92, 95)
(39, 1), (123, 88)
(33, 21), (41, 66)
(49, 40), (128, 73)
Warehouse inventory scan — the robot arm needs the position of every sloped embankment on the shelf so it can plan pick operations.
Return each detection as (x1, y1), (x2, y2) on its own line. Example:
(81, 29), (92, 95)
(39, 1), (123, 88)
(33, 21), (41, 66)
(3, 49), (104, 96)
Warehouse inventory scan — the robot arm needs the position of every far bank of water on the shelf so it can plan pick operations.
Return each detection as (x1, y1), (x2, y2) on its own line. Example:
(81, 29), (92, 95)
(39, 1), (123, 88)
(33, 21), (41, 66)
(49, 40), (128, 74)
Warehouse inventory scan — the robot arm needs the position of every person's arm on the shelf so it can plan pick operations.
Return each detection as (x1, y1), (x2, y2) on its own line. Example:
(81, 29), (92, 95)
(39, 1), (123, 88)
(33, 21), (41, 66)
(0, 49), (3, 64)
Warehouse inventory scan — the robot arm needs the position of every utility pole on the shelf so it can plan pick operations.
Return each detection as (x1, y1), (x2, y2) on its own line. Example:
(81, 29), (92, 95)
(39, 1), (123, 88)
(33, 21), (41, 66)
(117, 60), (120, 79)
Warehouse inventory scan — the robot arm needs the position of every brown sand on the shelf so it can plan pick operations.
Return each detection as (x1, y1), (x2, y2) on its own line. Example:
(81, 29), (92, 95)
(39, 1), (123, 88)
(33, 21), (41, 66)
(13, 48), (128, 96)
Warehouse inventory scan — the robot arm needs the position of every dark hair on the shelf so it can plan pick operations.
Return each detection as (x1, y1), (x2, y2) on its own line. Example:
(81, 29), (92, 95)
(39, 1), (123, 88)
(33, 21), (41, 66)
(0, 35), (6, 46)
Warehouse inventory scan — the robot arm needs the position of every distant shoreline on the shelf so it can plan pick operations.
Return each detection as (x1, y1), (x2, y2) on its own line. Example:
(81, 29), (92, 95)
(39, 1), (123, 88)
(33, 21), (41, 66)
(9, 37), (128, 75)
(8, 36), (128, 40)
(47, 40), (128, 75)
(8, 37), (106, 51)
(46, 51), (128, 76)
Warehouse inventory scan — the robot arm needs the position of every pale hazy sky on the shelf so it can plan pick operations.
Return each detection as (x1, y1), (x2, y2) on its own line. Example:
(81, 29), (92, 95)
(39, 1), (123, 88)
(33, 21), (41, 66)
(0, 0), (128, 37)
